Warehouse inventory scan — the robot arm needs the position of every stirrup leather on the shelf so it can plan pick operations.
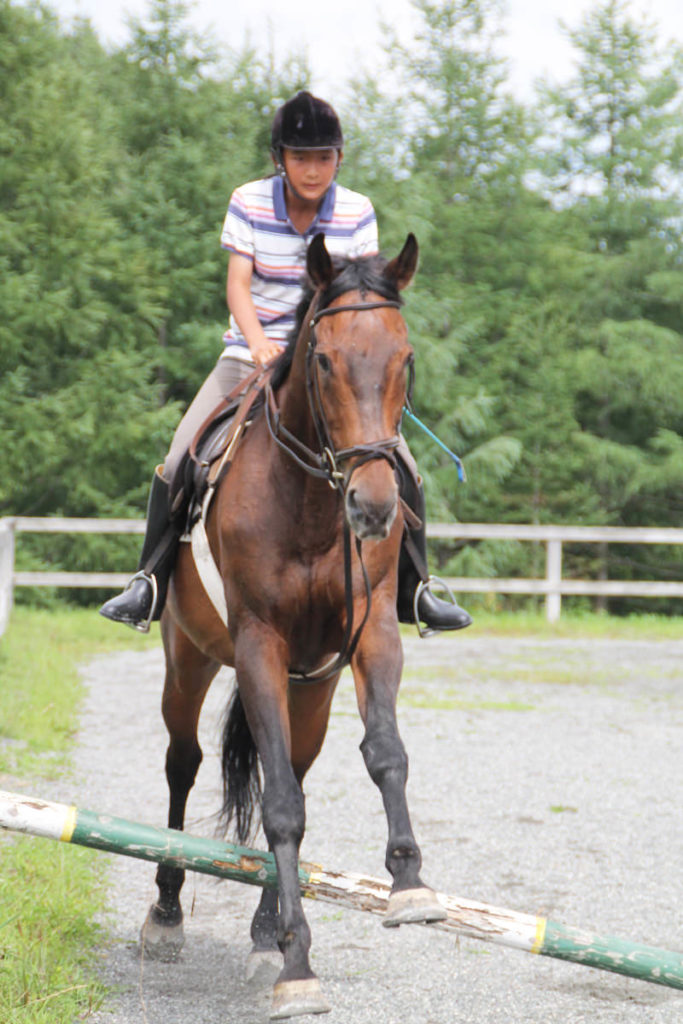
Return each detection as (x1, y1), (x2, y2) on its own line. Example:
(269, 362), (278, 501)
(125, 570), (158, 634)
(413, 575), (458, 639)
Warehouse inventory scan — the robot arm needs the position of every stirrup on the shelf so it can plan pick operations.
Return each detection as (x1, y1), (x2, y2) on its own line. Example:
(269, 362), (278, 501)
(125, 570), (158, 634)
(413, 575), (458, 639)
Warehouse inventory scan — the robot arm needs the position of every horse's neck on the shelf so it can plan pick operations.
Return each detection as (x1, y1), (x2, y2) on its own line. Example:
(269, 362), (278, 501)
(278, 302), (318, 446)
(273, 347), (341, 534)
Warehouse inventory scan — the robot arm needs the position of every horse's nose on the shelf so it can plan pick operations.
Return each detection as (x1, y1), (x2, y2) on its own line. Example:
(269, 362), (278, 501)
(345, 485), (398, 541)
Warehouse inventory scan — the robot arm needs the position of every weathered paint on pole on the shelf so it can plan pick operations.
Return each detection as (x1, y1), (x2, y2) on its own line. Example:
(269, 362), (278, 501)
(1, 790), (682, 991)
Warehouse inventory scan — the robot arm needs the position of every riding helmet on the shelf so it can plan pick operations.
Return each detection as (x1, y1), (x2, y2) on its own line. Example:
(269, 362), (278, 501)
(271, 91), (344, 158)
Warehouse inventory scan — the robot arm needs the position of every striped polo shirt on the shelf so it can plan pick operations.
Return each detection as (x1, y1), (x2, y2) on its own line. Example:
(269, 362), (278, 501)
(220, 176), (378, 350)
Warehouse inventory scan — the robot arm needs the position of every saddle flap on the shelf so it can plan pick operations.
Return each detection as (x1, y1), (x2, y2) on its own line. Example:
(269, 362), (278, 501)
(171, 366), (274, 533)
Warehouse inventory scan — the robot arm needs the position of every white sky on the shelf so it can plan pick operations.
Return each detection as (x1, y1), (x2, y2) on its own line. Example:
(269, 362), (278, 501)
(47, 0), (683, 100)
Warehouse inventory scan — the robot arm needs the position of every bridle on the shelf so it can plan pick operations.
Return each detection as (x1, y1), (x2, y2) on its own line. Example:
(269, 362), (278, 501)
(264, 292), (414, 494)
(263, 289), (414, 684)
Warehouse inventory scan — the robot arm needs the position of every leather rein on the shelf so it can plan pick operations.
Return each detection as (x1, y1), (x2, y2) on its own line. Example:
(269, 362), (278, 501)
(263, 292), (409, 684)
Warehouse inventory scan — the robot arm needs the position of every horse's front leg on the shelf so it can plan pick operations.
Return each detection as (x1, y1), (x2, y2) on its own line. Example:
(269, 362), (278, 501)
(246, 886), (281, 985)
(234, 629), (331, 1019)
(352, 603), (447, 927)
(141, 618), (220, 960)
(247, 674), (338, 989)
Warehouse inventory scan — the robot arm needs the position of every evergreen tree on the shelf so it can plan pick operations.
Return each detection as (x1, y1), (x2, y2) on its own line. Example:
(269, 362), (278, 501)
(531, 0), (683, 603)
(354, 1), (546, 539)
(111, 0), (310, 407)
(534, 0), (683, 527)
(0, 0), (170, 519)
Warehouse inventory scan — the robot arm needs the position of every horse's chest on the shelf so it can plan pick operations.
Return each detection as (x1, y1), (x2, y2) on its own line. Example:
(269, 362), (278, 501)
(279, 545), (345, 608)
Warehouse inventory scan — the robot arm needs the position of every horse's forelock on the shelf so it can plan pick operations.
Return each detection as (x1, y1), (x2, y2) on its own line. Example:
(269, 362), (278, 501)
(319, 253), (403, 308)
(270, 253), (403, 390)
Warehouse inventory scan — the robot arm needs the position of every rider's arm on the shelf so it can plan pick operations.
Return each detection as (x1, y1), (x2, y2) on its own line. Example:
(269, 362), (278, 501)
(226, 254), (282, 367)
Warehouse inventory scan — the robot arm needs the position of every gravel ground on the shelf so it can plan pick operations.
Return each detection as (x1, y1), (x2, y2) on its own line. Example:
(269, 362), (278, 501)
(56, 630), (682, 1024)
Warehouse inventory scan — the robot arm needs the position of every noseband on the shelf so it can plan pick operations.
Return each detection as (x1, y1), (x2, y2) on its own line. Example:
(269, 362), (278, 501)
(265, 295), (411, 493)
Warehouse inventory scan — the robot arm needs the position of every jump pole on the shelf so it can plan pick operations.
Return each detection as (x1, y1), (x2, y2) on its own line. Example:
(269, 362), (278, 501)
(2, 790), (682, 992)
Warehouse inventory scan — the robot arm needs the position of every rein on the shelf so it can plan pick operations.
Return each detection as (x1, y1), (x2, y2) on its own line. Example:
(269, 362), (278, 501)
(265, 291), (405, 684)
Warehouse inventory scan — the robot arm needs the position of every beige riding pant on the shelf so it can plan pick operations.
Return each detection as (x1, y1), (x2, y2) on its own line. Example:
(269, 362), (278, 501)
(163, 354), (254, 483)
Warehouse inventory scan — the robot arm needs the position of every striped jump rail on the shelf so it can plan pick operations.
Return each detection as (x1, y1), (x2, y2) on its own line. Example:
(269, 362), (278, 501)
(1, 790), (682, 991)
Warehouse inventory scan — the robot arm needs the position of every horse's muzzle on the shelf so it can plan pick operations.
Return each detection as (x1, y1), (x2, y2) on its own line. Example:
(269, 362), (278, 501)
(345, 480), (398, 541)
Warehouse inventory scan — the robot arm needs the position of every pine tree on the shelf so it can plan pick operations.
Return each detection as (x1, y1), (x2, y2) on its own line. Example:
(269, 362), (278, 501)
(532, 0), (683, 605)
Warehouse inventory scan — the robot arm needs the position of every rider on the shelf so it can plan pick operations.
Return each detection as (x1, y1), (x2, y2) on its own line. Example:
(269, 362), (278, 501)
(100, 91), (471, 635)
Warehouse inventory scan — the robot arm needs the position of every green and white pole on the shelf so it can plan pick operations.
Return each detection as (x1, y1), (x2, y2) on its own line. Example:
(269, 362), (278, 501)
(2, 790), (682, 991)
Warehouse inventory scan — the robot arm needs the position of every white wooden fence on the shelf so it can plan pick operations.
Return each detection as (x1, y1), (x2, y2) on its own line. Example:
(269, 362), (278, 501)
(1, 516), (682, 636)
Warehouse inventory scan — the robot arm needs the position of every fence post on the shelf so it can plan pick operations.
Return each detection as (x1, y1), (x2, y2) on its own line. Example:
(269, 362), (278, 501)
(0, 519), (16, 638)
(545, 538), (562, 623)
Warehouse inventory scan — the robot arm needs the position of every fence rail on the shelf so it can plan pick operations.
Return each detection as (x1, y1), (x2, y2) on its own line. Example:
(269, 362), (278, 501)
(1, 516), (682, 636)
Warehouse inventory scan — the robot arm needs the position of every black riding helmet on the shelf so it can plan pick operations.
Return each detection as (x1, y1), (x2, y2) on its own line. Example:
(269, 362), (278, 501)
(270, 91), (344, 163)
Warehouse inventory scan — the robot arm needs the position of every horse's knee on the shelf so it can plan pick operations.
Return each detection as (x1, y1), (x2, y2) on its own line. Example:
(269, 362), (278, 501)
(262, 781), (306, 849)
(360, 728), (408, 788)
(166, 739), (202, 792)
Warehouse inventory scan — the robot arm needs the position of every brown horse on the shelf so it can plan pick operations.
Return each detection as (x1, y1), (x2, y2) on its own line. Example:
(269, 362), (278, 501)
(142, 233), (446, 1019)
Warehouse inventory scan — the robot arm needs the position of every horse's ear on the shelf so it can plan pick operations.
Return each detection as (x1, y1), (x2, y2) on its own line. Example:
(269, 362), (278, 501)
(384, 233), (419, 291)
(307, 233), (334, 289)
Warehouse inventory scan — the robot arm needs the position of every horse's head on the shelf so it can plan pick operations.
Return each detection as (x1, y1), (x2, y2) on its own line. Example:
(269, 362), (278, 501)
(304, 233), (418, 541)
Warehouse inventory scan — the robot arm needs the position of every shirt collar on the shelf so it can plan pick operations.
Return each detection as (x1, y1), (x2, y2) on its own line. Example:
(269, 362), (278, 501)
(273, 176), (288, 221)
(272, 177), (337, 226)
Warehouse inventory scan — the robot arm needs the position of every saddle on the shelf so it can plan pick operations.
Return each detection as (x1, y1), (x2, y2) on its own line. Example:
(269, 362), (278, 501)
(170, 365), (272, 535)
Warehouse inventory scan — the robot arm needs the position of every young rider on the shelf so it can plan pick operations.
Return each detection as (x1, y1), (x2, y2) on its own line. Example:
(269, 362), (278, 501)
(100, 91), (471, 635)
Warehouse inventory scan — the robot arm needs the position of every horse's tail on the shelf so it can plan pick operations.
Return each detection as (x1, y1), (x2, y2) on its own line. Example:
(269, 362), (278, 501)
(220, 686), (262, 844)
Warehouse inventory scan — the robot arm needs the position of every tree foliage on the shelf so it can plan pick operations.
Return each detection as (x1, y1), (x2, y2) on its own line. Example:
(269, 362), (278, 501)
(2, 0), (682, 610)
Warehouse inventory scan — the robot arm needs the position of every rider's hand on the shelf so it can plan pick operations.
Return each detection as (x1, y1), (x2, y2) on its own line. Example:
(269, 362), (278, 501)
(250, 337), (282, 366)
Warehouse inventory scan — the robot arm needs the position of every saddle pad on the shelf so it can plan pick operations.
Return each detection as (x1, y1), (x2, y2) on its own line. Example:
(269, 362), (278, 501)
(185, 510), (229, 627)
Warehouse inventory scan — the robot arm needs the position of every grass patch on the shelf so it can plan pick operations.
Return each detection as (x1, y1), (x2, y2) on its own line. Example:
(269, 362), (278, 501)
(402, 656), (624, 689)
(399, 688), (535, 712)
(0, 605), (159, 1023)
(0, 607), (158, 777)
(447, 609), (682, 641)
(0, 841), (108, 1022)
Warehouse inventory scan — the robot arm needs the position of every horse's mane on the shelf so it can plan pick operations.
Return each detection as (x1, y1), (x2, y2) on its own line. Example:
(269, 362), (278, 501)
(270, 252), (404, 391)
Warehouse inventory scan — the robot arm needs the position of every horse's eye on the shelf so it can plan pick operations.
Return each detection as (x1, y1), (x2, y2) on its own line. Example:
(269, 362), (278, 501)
(316, 353), (332, 374)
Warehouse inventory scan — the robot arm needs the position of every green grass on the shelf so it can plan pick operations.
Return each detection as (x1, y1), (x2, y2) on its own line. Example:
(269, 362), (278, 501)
(0, 606), (159, 1022)
(0, 842), (108, 1022)
(398, 688), (536, 712)
(445, 608), (683, 640)
(397, 610), (681, 704)
(0, 607), (158, 777)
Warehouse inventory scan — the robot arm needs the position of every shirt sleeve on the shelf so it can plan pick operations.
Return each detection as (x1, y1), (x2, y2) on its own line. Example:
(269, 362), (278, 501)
(220, 188), (255, 260)
(350, 199), (379, 257)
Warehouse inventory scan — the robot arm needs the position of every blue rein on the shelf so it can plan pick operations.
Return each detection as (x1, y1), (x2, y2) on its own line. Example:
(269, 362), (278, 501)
(402, 407), (466, 483)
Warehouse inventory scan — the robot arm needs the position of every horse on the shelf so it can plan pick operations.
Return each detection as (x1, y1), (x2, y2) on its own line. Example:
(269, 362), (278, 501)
(142, 232), (447, 1019)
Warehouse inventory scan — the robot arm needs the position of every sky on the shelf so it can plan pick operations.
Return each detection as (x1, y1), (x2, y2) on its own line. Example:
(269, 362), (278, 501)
(46, 0), (683, 100)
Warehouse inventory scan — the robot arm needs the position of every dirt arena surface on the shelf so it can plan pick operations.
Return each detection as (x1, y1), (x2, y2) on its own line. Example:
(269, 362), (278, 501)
(59, 629), (682, 1023)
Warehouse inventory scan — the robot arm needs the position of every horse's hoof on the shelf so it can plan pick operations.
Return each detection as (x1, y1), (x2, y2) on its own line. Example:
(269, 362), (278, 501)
(139, 905), (185, 961)
(382, 886), (447, 928)
(270, 978), (331, 1019)
(246, 948), (284, 987)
